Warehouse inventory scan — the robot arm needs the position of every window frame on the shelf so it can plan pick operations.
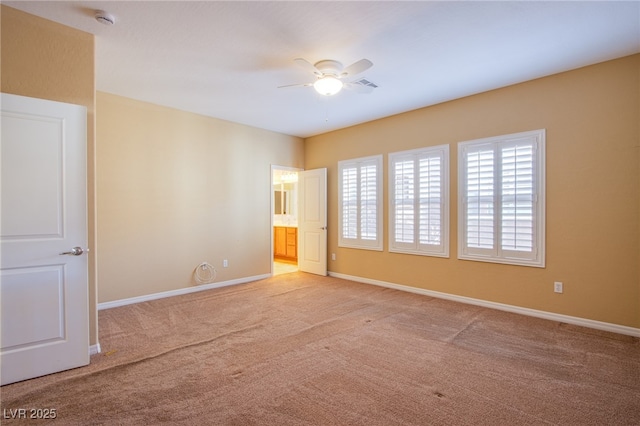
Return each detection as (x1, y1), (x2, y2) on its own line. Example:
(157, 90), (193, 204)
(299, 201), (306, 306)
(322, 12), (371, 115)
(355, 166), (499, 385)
(338, 155), (383, 251)
(389, 145), (449, 257)
(458, 129), (546, 268)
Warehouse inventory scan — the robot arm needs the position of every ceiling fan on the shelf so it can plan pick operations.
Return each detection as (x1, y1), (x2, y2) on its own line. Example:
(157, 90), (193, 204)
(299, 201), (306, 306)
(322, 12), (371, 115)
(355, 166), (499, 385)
(279, 58), (378, 96)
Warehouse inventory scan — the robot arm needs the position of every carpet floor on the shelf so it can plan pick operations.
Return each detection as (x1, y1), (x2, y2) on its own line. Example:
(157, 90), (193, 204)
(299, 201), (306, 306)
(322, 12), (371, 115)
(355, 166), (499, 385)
(1, 272), (639, 425)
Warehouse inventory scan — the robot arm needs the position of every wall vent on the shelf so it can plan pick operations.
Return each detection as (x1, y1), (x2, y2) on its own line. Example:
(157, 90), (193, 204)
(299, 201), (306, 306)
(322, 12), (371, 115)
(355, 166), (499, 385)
(353, 78), (378, 88)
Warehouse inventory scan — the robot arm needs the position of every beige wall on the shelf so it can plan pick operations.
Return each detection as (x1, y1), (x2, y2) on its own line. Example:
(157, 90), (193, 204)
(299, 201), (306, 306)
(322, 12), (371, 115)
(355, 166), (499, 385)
(96, 92), (304, 302)
(305, 54), (640, 329)
(1, 6), (99, 345)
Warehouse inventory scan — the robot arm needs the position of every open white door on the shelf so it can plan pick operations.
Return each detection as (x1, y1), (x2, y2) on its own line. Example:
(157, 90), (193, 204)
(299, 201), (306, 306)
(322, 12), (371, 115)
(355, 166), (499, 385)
(298, 168), (327, 276)
(1, 93), (89, 385)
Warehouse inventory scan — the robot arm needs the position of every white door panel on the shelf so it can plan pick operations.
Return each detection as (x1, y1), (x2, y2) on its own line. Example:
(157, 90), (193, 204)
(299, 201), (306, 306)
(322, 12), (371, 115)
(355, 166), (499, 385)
(298, 168), (327, 276)
(1, 266), (65, 348)
(2, 113), (64, 238)
(1, 93), (89, 385)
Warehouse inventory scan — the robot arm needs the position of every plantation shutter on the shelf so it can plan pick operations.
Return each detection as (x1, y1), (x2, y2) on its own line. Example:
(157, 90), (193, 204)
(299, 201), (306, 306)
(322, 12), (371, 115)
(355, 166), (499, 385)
(393, 157), (415, 245)
(500, 142), (535, 253)
(464, 145), (496, 255)
(341, 166), (358, 239)
(418, 154), (443, 248)
(390, 145), (449, 257)
(360, 163), (378, 240)
(338, 156), (383, 250)
(458, 129), (545, 267)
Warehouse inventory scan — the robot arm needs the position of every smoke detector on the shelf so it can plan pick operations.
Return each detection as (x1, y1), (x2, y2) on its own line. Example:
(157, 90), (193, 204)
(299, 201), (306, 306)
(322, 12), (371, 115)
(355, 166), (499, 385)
(95, 10), (115, 26)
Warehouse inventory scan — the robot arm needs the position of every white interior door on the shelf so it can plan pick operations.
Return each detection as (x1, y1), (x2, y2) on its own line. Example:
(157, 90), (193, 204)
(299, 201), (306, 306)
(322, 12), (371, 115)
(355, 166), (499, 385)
(298, 168), (327, 275)
(1, 93), (89, 385)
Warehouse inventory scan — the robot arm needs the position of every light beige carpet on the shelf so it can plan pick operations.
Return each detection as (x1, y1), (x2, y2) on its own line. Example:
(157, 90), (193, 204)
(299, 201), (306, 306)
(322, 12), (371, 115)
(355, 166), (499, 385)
(2, 272), (639, 425)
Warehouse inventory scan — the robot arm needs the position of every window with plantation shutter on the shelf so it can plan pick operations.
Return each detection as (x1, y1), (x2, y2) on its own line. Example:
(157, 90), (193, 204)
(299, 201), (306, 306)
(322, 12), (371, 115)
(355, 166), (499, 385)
(389, 145), (449, 257)
(458, 129), (545, 267)
(338, 155), (383, 250)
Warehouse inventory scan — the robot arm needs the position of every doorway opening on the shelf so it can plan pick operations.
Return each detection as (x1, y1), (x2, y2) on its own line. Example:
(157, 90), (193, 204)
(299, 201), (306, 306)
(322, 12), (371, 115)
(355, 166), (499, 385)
(272, 166), (300, 275)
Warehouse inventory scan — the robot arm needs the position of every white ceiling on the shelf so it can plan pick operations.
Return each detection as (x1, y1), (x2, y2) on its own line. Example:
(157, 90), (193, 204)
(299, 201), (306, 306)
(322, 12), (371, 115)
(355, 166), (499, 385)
(6, 1), (640, 138)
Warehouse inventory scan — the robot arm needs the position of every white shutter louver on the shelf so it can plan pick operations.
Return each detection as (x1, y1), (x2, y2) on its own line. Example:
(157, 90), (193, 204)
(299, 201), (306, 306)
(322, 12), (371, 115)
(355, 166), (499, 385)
(465, 147), (495, 250)
(419, 155), (442, 246)
(394, 159), (414, 244)
(360, 164), (378, 240)
(501, 143), (534, 252)
(341, 166), (358, 240)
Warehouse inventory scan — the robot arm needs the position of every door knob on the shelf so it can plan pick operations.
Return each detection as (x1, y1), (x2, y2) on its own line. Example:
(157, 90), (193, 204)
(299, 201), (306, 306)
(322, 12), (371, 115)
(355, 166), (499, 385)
(59, 247), (84, 256)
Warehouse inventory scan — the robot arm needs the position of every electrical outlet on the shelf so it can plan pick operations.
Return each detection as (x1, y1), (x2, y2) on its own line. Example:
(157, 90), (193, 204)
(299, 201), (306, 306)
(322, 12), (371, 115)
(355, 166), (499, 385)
(554, 281), (563, 293)
(223, 259), (228, 268)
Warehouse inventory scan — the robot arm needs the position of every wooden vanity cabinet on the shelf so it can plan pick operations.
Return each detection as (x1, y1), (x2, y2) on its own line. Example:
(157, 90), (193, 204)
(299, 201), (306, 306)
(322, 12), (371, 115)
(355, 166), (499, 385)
(274, 226), (297, 261)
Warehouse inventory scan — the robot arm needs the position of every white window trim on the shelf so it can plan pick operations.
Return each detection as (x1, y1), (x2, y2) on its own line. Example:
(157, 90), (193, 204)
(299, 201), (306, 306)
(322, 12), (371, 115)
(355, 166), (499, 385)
(458, 129), (546, 268)
(389, 145), (449, 258)
(338, 155), (383, 251)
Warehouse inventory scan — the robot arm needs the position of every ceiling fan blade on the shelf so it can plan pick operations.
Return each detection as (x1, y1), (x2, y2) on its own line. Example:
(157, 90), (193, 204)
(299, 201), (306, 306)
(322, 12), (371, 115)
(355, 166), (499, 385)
(294, 58), (322, 76)
(343, 82), (375, 94)
(340, 59), (373, 78)
(277, 82), (313, 89)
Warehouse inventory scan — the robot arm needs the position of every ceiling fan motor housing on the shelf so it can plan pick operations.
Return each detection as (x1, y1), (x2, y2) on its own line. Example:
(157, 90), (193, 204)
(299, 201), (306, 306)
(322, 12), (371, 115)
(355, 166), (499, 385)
(314, 60), (343, 76)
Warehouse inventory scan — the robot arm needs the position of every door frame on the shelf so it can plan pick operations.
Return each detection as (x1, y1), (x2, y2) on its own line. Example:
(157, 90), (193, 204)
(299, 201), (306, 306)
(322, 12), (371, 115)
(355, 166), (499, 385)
(270, 165), (302, 275)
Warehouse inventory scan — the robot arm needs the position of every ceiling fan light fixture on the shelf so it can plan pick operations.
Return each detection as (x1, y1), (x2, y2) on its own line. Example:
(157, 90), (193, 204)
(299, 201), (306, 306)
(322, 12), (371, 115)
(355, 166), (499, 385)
(313, 76), (343, 96)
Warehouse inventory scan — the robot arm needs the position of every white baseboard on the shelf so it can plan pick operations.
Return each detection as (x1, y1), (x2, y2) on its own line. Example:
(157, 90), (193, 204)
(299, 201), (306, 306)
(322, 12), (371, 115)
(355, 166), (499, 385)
(89, 343), (101, 355)
(329, 272), (640, 338)
(97, 274), (271, 311)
